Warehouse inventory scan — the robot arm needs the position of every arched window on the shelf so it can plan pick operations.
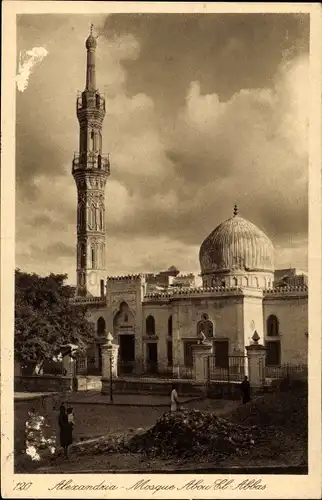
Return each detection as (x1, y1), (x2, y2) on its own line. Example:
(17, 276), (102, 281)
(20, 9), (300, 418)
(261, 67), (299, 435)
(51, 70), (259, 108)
(146, 315), (155, 335)
(233, 277), (238, 286)
(204, 320), (213, 338)
(197, 320), (204, 335)
(97, 317), (106, 336)
(90, 129), (95, 151)
(91, 247), (96, 268)
(80, 243), (86, 268)
(168, 316), (173, 337)
(197, 317), (214, 339)
(167, 340), (173, 366)
(267, 315), (279, 336)
(100, 279), (105, 297)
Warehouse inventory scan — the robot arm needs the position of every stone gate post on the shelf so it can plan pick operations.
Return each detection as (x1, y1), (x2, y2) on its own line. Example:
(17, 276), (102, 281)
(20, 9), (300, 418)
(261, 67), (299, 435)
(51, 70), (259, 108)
(191, 342), (213, 384)
(101, 332), (119, 394)
(245, 331), (266, 389)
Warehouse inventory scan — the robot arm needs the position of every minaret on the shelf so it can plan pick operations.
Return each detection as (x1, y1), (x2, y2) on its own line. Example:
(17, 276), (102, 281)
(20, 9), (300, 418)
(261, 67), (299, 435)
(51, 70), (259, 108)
(72, 26), (110, 297)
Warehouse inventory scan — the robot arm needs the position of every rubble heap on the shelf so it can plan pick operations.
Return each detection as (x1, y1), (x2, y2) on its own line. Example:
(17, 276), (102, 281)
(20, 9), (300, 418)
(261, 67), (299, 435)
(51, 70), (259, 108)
(122, 409), (272, 460)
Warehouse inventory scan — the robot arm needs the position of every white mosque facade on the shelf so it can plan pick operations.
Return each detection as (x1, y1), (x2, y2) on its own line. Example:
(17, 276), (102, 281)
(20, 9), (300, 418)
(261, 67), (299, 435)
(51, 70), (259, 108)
(72, 32), (308, 377)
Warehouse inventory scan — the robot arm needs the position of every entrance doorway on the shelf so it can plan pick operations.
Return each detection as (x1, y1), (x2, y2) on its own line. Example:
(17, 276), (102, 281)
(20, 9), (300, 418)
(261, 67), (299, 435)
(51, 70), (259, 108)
(119, 334), (135, 374)
(146, 342), (158, 374)
(214, 340), (229, 368)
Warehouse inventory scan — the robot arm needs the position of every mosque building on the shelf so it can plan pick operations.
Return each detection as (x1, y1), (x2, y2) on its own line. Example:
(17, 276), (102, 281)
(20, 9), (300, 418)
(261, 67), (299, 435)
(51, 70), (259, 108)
(72, 31), (308, 377)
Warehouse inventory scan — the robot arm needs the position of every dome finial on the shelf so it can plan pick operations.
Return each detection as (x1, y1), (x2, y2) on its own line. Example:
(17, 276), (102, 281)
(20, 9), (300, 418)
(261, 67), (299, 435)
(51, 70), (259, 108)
(90, 23), (93, 35)
(233, 204), (238, 216)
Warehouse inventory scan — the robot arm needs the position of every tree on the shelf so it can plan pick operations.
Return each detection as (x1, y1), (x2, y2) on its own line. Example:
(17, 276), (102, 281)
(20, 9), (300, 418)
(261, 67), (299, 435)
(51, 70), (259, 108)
(15, 269), (96, 371)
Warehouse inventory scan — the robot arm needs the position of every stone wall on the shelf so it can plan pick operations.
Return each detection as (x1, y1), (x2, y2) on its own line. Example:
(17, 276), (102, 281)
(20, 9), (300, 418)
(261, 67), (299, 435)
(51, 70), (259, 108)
(242, 291), (265, 347)
(142, 302), (171, 370)
(263, 293), (308, 364)
(14, 376), (72, 393)
(172, 295), (243, 364)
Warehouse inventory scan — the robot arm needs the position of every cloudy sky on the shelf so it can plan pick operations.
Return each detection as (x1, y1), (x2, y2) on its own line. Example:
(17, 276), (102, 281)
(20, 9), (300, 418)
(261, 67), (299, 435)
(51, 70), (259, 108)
(16, 13), (309, 284)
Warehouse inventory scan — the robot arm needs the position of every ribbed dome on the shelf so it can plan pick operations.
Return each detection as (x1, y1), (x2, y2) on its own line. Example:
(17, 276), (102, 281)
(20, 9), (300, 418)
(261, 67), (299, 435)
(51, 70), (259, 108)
(199, 209), (274, 275)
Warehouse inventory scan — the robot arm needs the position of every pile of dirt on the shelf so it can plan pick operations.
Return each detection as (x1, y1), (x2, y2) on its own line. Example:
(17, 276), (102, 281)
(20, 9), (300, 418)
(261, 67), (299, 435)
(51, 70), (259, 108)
(70, 387), (307, 465)
(78, 409), (279, 461)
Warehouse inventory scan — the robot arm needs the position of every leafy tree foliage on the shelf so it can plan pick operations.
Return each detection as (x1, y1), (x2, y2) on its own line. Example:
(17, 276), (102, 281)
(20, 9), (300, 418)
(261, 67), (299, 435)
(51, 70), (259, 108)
(15, 269), (95, 365)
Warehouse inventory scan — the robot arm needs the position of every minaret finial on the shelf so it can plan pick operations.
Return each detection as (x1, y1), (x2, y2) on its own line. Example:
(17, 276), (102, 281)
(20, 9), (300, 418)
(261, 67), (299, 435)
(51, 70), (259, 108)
(90, 23), (93, 35)
(233, 204), (238, 216)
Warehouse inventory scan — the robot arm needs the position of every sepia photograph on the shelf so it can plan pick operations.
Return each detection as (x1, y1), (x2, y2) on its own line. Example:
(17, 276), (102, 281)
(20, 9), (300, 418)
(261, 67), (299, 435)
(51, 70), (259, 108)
(1, 2), (321, 496)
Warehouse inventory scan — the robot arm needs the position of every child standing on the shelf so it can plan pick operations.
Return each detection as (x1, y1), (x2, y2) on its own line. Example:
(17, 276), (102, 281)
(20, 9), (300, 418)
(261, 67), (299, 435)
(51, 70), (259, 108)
(67, 407), (75, 427)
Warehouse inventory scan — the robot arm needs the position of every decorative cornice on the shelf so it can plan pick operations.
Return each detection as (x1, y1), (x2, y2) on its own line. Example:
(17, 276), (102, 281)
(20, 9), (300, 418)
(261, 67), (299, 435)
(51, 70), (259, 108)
(107, 274), (143, 281)
(263, 285), (308, 298)
(144, 286), (246, 300)
(71, 296), (107, 306)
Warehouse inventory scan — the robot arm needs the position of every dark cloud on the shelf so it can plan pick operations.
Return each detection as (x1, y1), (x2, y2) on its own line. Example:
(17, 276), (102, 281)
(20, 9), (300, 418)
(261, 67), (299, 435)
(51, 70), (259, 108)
(16, 13), (309, 281)
(103, 13), (309, 108)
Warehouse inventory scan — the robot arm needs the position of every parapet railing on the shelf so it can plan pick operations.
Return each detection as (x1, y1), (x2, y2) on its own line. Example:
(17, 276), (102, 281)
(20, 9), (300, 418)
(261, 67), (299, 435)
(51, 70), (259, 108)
(106, 274), (143, 281)
(144, 286), (245, 300)
(263, 285), (308, 296)
(72, 152), (110, 174)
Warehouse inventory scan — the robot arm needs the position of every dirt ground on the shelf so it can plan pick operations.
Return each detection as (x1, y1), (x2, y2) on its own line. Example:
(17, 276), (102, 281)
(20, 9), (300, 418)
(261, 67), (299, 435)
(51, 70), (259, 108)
(68, 398), (239, 441)
(16, 390), (307, 474)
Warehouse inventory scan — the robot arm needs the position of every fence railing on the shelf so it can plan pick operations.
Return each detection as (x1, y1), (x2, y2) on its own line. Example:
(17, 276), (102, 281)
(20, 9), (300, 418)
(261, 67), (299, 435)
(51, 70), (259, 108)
(207, 355), (247, 383)
(76, 357), (194, 379)
(265, 363), (308, 380)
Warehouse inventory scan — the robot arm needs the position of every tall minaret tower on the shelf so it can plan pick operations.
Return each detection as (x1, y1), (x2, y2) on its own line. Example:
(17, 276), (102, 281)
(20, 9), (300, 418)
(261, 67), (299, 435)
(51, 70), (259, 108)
(72, 26), (110, 297)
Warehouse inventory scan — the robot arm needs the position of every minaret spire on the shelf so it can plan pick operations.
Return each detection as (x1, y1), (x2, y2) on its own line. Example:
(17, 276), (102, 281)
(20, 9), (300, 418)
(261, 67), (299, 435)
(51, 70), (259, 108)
(85, 24), (97, 91)
(72, 33), (110, 297)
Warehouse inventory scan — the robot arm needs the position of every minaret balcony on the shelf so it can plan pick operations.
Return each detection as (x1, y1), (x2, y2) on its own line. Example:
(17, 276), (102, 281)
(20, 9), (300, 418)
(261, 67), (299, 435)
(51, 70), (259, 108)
(77, 91), (105, 112)
(72, 152), (110, 175)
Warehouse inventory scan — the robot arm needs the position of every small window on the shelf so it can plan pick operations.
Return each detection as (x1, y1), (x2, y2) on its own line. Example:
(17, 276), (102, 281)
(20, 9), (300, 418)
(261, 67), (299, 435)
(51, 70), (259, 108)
(80, 244), (86, 268)
(97, 317), (106, 336)
(91, 248), (96, 268)
(146, 315), (155, 335)
(167, 340), (173, 367)
(168, 315), (173, 336)
(267, 315), (279, 336)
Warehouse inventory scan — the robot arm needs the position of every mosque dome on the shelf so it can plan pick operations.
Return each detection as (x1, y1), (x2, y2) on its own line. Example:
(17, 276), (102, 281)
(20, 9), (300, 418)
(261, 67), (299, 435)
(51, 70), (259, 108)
(199, 206), (274, 277)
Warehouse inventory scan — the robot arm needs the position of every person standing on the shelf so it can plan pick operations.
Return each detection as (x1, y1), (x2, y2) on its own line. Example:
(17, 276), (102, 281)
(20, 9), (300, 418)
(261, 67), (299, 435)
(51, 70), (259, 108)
(170, 384), (179, 412)
(240, 376), (251, 404)
(67, 407), (75, 428)
(58, 404), (73, 458)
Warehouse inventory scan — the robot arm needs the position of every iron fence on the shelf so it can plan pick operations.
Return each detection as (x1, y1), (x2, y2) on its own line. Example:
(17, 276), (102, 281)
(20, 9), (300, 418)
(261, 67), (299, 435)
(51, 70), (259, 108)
(265, 363), (308, 380)
(207, 355), (247, 383)
(76, 356), (194, 379)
